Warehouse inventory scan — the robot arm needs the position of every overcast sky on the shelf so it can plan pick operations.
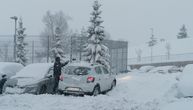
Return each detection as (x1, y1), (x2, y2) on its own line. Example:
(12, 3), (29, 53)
(0, 0), (192, 45)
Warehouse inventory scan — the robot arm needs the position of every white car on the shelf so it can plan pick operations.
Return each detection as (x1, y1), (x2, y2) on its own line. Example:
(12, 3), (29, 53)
(149, 66), (181, 74)
(139, 66), (155, 73)
(58, 62), (116, 96)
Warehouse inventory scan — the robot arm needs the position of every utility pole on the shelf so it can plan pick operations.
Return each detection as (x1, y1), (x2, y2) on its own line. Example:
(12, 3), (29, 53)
(79, 38), (82, 61)
(150, 28), (154, 63)
(32, 41), (35, 63)
(70, 36), (73, 62)
(10, 16), (18, 62)
(47, 35), (50, 63)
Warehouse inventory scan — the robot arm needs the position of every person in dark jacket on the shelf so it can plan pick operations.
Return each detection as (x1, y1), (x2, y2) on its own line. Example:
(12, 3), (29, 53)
(53, 57), (69, 93)
(0, 75), (7, 94)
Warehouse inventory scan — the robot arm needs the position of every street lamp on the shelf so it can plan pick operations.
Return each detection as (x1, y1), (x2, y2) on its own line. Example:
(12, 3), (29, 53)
(10, 16), (18, 62)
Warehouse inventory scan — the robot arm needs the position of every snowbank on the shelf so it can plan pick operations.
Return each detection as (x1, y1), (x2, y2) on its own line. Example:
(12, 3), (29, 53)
(162, 98), (193, 110)
(178, 64), (193, 97)
(0, 72), (181, 110)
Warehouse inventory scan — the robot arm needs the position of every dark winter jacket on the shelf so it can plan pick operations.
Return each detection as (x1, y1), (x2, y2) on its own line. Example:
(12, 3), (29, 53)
(54, 61), (69, 77)
(0, 78), (7, 94)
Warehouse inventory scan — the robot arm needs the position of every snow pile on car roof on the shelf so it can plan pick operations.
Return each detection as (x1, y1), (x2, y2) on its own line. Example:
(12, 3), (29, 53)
(178, 64), (193, 97)
(13, 63), (53, 79)
(68, 61), (100, 67)
(0, 62), (23, 78)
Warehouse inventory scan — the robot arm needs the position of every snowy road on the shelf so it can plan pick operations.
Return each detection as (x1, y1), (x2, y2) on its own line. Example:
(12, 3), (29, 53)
(0, 72), (184, 110)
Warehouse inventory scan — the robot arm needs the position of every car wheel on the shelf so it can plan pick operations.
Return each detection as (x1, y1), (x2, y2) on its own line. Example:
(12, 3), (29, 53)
(110, 80), (116, 90)
(92, 86), (100, 96)
(39, 85), (47, 94)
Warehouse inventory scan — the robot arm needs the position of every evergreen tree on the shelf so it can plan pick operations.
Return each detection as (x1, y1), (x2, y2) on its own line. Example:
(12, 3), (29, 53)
(177, 24), (188, 39)
(16, 18), (28, 66)
(83, 0), (110, 69)
(51, 27), (66, 63)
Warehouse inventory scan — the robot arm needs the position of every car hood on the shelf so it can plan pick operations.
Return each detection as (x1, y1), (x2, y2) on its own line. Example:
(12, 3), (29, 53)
(17, 77), (40, 87)
(7, 77), (40, 87)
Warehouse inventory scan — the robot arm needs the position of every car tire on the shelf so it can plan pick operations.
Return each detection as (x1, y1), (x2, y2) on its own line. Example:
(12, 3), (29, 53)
(92, 86), (100, 96)
(110, 80), (116, 90)
(39, 85), (47, 94)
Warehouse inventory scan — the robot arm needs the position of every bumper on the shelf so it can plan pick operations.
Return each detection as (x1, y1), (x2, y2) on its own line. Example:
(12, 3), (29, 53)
(4, 86), (37, 94)
(58, 82), (95, 95)
(5, 87), (25, 94)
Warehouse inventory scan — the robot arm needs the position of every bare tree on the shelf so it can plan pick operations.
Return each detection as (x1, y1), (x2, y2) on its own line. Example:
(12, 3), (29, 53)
(135, 49), (142, 62)
(40, 10), (71, 62)
(165, 42), (171, 60)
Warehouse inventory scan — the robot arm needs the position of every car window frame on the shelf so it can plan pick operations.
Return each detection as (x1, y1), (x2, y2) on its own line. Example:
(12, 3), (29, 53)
(102, 67), (110, 75)
(45, 67), (53, 77)
(94, 66), (103, 75)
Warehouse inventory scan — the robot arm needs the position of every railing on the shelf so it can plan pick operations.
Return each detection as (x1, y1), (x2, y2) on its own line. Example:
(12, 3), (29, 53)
(128, 53), (193, 65)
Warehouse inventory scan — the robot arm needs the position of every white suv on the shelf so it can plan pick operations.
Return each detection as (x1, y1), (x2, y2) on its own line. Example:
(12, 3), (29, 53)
(58, 62), (116, 96)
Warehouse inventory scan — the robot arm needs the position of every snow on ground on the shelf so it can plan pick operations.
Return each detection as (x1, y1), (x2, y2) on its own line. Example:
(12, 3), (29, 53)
(0, 71), (184, 110)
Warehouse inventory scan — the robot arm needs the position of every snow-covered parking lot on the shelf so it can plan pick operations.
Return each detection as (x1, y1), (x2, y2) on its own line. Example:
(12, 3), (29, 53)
(0, 72), (193, 110)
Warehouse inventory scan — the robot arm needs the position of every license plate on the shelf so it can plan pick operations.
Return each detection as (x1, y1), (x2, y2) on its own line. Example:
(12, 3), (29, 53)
(5, 87), (25, 94)
(66, 87), (80, 91)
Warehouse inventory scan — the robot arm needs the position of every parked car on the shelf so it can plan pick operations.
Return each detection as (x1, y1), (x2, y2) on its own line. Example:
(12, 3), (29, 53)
(149, 66), (181, 74)
(0, 62), (23, 80)
(139, 66), (155, 73)
(0, 62), (23, 92)
(58, 62), (116, 96)
(4, 63), (55, 94)
(178, 64), (193, 97)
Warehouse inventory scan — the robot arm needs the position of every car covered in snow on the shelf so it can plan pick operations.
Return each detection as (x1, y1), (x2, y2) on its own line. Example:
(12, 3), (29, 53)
(0, 62), (23, 90)
(4, 63), (55, 94)
(58, 62), (116, 96)
(139, 66), (155, 73)
(149, 66), (181, 74)
(0, 62), (23, 80)
(178, 64), (193, 97)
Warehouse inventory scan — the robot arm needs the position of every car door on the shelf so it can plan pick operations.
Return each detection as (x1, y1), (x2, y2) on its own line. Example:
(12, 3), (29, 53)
(101, 67), (112, 90)
(94, 66), (106, 92)
(44, 68), (55, 93)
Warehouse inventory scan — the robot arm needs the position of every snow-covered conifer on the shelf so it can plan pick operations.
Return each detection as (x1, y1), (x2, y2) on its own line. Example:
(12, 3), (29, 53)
(16, 18), (28, 66)
(83, 0), (110, 69)
(177, 24), (188, 39)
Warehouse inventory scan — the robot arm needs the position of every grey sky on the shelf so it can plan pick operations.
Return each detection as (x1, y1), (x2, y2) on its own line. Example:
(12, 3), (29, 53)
(0, 0), (192, 45)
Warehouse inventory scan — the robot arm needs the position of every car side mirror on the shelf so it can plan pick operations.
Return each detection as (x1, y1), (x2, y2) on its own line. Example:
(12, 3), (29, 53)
(46, 74), (53, 78)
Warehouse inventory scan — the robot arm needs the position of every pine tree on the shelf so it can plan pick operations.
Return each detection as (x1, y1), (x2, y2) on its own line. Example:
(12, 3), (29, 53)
(51, 27), (66, 63)
(16, 18), (28, 66)
(177, 24), (188, 39)
(83, 0), (110, 69)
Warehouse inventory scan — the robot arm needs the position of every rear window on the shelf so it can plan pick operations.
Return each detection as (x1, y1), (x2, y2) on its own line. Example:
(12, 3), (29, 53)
(64, 66), (91, 75)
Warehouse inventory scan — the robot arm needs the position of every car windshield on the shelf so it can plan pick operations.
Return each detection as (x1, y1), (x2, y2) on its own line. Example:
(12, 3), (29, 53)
(65, 66), (91, 75)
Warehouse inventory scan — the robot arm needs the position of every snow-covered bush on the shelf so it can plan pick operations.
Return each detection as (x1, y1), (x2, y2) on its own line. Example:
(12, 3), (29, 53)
(178, 64), (193, 97)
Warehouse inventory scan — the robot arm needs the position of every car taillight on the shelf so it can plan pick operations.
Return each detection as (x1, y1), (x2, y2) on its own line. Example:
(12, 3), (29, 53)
(60, 75), (64, 81)
(87, 76), (95, 83)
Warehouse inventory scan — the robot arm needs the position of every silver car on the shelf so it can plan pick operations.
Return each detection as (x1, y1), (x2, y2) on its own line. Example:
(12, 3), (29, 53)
(4, 63), (55, 94)
(58, 62), (116, 96)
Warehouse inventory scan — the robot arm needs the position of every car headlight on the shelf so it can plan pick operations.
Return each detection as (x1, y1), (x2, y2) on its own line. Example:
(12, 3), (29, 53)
(24, 84), (38, 93)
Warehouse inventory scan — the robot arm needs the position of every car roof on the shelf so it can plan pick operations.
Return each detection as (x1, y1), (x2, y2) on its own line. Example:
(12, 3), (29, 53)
(13, 63), (53, 79)
(67, 61), (104, 68)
